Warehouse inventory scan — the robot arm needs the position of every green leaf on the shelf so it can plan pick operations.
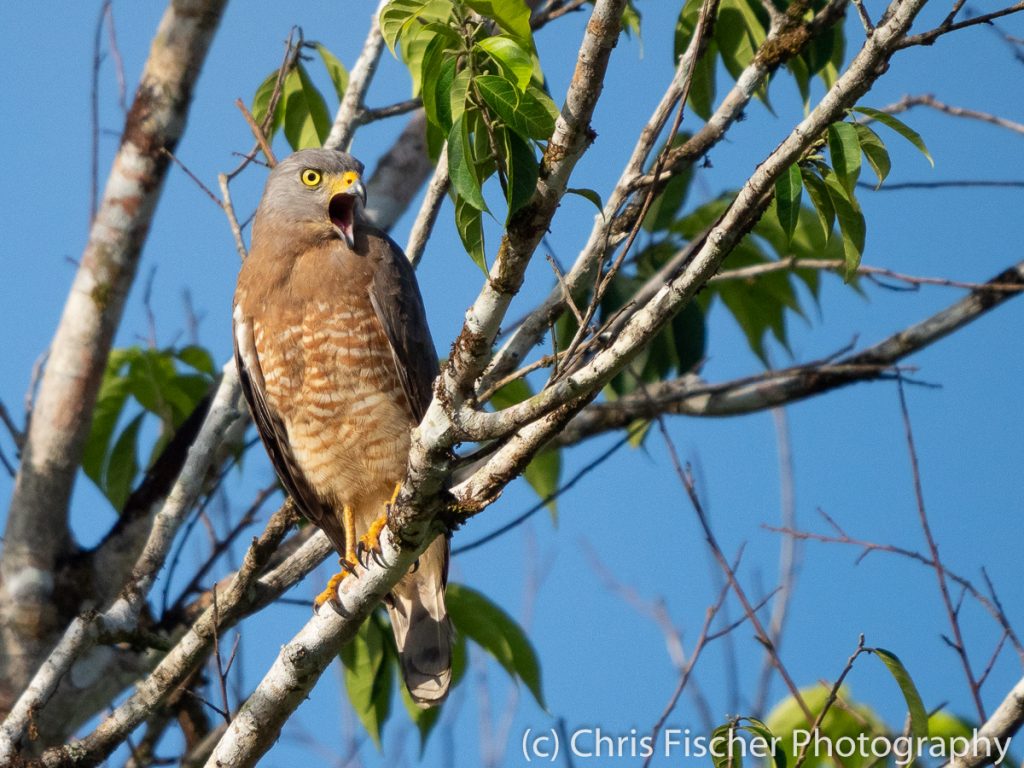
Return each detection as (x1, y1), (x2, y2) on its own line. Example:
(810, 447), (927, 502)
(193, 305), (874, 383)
(767, 685), (886, 768)
(448, 114), (488, 211)
(566, 187), (604, 215)
(475, 36), (533, 89)
(419, 33), (450, 125)
(711, 722), (743, 768)
(488, 377), (559, 516)
(788, 55), (811, 107)
(476, 75), (556, 140)
(175, 345), (215, 376)
(340, 614), (394, 749)
(82, 371), (131, 488)
(774, 162), (803, 243)
(800, 167), (835, 243)
(690, 43), (718, 120)
(671, 300), (706, 374)
(643, 134), (694, 233)
(464, 0), (532, 42)
(105, 413), (143, 511)
(502, 128), (538, 218)
(853, 106), (934, 166)
(674, 0), (717, 118)
(455, 197), (487, 274)
(448, 66), (472, 128)
(716, 0), (766, 81)
(871, 648), (929, 740)
(621, 2), (642, 40)
(853, 123), (891, 188)
(283, 64), (332, 150)
(446, 584), (546, 710)
(380, 0), (453, 54)
(251, 71), (285, 139)
(827, 121), (862, 196)
(739, 718), (786, 768)
(524, 448), (560, 520)
(314, 43), (349, 101)
(822, 171), (865, 280)
(430, 56), (458, 132)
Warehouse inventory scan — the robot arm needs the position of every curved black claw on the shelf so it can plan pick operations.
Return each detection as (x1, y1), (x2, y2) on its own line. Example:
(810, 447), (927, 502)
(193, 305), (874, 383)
(356, 541), (368, 568)
(410, 557), (421, 574)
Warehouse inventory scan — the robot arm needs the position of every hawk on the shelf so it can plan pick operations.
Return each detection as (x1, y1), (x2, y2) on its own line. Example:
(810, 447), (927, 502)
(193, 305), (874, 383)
(233, 148), (451, 706)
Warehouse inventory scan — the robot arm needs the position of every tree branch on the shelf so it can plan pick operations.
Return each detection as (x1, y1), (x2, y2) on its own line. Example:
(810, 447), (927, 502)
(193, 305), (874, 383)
(323, 0), (389, 152)
(0, 0), (229, 716)
(549, 256), (1023, 443)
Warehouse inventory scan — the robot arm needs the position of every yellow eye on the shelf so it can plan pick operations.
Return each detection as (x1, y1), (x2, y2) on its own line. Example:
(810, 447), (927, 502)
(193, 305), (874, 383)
(300, 168), (321, 187)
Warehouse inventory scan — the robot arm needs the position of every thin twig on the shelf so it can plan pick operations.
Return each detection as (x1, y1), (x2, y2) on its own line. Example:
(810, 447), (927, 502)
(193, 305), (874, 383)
(851, 0), (876, 33)
(793, 636), (868, 768)
(896, 376), (985, 721)
(90, 0), (111, 222)
(161, 149), (224, 209)
(211, 590), (232, 726)
(754, 406), (801, 715)
(641, 580), (731, 768)
(880, 93), (1024, 136)
(860, 179), (1024, 190)
(0, 400), (23, 450)
(764, 519), (1024, 662)
(404, 147), (449, 267)
(657, 418), (816, 725)
(897, 1), (1024, 48)
(452, 424), (643, 555)
(711, 256), (1024, 293)
(531, 0), (590, 27)
(218, 174), (248, 261)
(235, 99), (277, 167)
(358, 98), (422, 124)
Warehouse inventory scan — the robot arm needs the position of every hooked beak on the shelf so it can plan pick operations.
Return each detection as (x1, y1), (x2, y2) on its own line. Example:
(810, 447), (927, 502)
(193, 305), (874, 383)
(328, 172), (366, 247)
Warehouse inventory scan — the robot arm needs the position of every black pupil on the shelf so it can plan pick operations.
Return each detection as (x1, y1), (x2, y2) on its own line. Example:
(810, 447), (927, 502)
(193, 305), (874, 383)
(305, 171), (317, 183)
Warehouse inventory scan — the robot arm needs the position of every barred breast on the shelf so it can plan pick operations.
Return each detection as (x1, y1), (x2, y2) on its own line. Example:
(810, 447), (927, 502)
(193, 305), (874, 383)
(256, 298), (413, 521)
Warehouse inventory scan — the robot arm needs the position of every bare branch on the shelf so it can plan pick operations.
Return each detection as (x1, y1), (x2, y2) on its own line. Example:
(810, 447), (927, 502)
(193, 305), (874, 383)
(364, 110), (435, 234)
(549, 256), (1024, 444)
(0, 0), (229, 714)
(948, 675), (1024, 768)
(897, 1), (1024, 48)
(404, 146), (449, 268)
(323, 0), (389, 152)
(896, 377), (985, 720)
(880, 93), (1024, 136)
(234, 98), (277, 167)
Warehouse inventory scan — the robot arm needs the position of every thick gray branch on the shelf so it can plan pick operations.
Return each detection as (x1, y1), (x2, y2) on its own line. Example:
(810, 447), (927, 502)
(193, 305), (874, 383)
(0, 0), (228, 718)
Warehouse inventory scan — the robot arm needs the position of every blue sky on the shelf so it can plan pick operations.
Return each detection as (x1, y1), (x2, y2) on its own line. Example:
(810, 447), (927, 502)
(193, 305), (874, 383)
(1, 1), (1023, 766)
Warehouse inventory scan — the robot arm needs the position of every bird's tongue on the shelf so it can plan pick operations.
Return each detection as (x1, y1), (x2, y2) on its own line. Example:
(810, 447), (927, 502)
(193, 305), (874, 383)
(329, 194), (355, 244)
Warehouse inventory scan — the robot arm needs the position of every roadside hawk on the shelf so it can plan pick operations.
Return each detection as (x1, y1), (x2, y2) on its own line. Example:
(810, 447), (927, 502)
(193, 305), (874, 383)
(233, 148), (452, 706)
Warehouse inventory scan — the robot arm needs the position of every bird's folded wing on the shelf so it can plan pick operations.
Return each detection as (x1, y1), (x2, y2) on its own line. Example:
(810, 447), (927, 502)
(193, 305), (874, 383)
(233, 312), (347, 554)
(367, 229), (440, 423)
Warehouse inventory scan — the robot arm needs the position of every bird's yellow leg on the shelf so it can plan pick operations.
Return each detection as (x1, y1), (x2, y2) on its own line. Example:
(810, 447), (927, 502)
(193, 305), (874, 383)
(357, 483), (400, 567)
(313, 504), (359, 612)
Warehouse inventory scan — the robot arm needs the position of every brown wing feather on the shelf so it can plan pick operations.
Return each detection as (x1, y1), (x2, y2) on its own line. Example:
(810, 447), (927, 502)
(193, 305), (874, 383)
(232, 316), (347, 554)
(366, 228), (440, 422)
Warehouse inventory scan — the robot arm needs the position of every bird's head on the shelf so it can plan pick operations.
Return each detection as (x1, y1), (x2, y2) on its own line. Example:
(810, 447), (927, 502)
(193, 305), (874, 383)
(254, 148), (367, 247)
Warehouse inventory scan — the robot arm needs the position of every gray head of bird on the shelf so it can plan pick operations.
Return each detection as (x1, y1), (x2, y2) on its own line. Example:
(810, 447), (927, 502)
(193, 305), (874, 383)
(253, 148), (367, 248)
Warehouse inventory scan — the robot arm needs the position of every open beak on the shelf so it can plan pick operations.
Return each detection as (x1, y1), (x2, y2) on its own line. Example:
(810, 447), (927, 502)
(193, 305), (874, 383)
(328, 172), (366, 247)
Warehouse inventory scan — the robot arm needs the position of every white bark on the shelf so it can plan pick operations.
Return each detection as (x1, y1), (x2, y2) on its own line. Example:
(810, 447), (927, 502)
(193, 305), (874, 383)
(0, 0), (229, 720)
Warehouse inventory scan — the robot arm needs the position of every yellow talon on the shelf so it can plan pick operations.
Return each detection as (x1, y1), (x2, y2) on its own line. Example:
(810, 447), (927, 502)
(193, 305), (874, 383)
(357, 514), (389, 566)
(313, 569), (348, 612)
